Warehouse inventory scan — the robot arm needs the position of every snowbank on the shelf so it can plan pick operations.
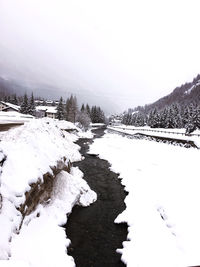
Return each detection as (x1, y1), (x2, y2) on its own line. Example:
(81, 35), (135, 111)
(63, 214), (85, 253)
(0, 118), (96, 266)
(90, 131), (200, 267)
(108, 125), (200, 148)
(10, 168), (96, 267)
(0, 111), (34, 124)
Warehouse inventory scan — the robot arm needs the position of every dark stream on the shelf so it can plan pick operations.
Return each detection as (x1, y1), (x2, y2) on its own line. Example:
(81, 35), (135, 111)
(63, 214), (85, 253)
(65, 127), (128, 267)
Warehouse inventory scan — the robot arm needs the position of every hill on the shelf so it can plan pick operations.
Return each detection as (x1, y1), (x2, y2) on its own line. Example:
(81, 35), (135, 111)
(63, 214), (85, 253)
(0, 76), (117, 114)
(135, 74), (200, 113)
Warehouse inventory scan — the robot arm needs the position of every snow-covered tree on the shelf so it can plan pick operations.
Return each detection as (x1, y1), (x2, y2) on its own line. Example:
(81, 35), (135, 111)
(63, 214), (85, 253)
(148, 108), (160, 128)
(135, 113), (145, 126)
(56, 97), (64, 120)
(76, 110), (91, 130)
(195, 105), (200, 129)
(65, 95), (78, 123)
(90, 106), (105, 123)
(86, 104), (91, 116)
(159, 108), (168, 128)
(81, 104), (85, 112)
(122, 113), (132, 125)
(27, 92), (35, 116)
(10, 94), (18, 105)
(20, 93), (29, 114)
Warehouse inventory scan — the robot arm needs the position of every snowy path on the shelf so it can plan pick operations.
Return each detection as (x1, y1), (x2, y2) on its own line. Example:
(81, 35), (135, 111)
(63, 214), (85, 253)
(65, 127), (128, 267)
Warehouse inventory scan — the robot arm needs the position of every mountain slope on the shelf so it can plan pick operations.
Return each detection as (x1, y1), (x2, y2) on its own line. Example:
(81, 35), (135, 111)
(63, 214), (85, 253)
(0, 76), (117, 114)
(136, 74), (200, 112)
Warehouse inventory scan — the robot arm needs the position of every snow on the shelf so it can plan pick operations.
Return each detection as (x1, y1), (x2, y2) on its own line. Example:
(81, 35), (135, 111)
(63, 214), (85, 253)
(35, 106), (57, 114)
(184, 80), (200, 95)
(89, 131), (200, 267)
(0, 118), (96, 266)
(10, 169), (96, 267)
(0, 260), (30, 267)
(0, 111), (34, 124)
(108, 125), (200, 148)
(90, 123), (105, 126)
(1, 102), (20, 112)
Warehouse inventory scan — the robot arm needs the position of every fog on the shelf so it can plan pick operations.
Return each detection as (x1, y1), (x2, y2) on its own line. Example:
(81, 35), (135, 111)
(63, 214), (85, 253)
(0, 0), (200, 113)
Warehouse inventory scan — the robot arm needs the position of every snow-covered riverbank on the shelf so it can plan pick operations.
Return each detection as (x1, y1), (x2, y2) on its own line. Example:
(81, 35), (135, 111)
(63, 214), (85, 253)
(89, 131), (200, 267)
(0, 118), (96, 267)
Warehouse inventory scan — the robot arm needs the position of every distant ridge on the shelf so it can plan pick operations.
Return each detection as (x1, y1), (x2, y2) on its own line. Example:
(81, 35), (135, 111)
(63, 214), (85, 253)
(135, 74), (200, 113)
(0, 76), (117, 114)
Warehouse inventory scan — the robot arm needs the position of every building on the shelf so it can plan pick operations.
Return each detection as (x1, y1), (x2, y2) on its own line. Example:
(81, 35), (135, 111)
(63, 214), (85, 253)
(0, 101), (20, 112)
(35, 100), (59, 106)
(35, 106), (57, 119)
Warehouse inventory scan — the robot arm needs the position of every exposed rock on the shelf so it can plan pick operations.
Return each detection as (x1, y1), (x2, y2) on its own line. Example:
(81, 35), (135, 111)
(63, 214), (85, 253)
(18, 159), (72, 229)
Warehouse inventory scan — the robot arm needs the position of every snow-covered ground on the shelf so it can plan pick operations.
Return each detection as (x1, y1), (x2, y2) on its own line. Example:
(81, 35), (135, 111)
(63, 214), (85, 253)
(0, 111), (34, 124)
(0, 118), (96, 267)
(108, 125), (200, 148)
(89, 131), (200, 267)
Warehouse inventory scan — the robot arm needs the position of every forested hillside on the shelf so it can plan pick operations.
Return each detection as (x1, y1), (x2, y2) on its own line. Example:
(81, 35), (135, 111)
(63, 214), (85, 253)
(135, 74), (200, 113)
(122, 74), (200, 133)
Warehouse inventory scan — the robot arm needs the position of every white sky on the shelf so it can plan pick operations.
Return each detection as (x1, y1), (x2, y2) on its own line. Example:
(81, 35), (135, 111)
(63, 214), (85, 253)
(0, 0), (200, 112)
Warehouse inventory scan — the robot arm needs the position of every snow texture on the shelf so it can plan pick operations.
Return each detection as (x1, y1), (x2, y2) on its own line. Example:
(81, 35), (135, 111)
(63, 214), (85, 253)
(0, 111), (34, 123)
(0, 118), (96, 266)
(108, 125), (200, 148)
(89, 131), (200, 267)
(184, 80), (200, 95)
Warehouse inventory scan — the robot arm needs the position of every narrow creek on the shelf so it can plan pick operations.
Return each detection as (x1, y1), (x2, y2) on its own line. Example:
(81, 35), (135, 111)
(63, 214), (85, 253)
(65, 126), (128, 267)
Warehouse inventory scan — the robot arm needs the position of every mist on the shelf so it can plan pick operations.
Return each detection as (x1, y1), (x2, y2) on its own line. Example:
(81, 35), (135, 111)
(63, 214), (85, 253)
(1, 0), (200, 113)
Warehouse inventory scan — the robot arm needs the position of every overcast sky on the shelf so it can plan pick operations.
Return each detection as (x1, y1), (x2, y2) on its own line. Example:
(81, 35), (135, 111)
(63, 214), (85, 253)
(0, 0), (200, 112)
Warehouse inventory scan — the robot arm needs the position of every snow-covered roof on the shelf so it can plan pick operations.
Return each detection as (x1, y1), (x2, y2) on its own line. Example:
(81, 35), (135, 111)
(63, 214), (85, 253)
(46, 107), (57, 114)
(0, 101), (20, 111)
(36, 106), (57, 114)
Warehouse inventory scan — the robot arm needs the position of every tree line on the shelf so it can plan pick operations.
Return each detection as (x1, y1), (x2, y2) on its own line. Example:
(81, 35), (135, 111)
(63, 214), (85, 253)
(122, 103), (200, 133)
(2, 93), (106, 129)
(56, 95), (106, 129)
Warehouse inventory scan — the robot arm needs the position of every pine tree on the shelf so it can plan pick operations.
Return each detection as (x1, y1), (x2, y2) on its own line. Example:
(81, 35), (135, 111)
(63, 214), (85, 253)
(65, 98), (70, 121)
(7, 96), (11, 103)
(56, 97), (64, 120)
(90, 106), (105, 123)
(13, 94), (18, 105)
(185, 103), (197, 133)
(20, 93), (29, 114)
(135, 113), (145, 126)
(196, 105), (200, 129)
(122, 113), (128, 125)
(28, 92), (35, 115)
(160, 108), (168, 128)
(166, 107), (175, 128)
(181, 105), (189, 127)
(148, 108), (160, 128)
(71, 95), (78, 123)
(97, 107), (105, 123)
(81, 104), (85, 112)
(86, 104), (90, 116)
(65, 95), (78, 122)
(90, 106), (97, 123)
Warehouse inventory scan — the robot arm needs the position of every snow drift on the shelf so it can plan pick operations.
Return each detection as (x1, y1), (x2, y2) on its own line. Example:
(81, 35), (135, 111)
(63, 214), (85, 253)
(0, 118), (96, 266)
(90, 131), (200, 267)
